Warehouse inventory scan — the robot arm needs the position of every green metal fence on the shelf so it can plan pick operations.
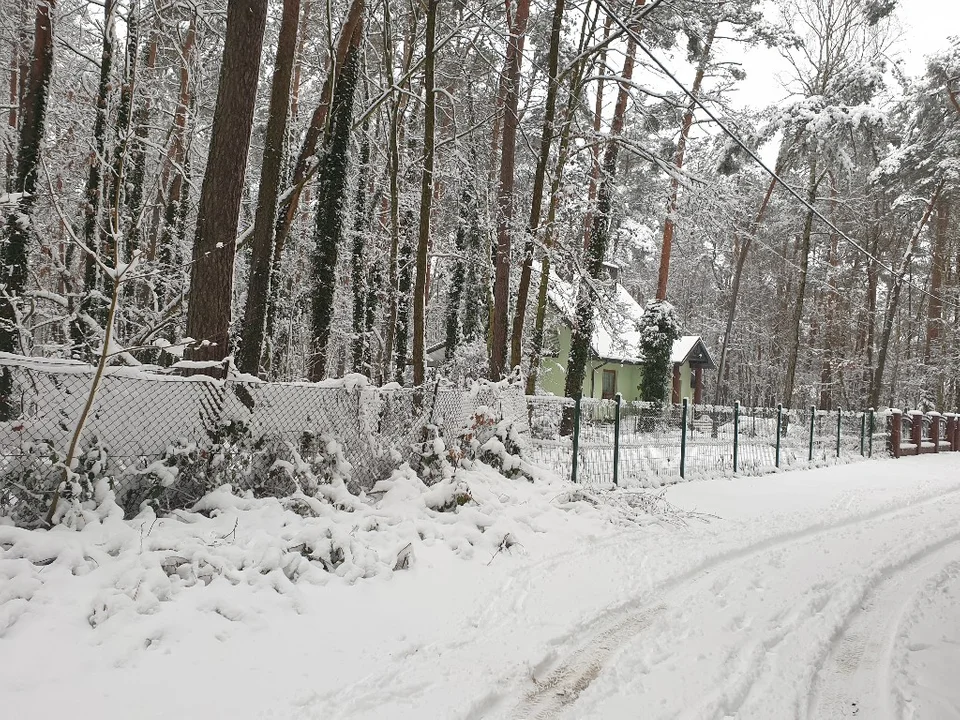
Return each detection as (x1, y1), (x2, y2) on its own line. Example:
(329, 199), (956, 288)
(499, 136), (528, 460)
(525, 395), (903, 487)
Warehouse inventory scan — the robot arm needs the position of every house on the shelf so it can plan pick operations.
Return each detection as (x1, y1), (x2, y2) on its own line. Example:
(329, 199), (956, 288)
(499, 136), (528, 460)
(425, 270), (715, 404)
(537, 273), (715, 403)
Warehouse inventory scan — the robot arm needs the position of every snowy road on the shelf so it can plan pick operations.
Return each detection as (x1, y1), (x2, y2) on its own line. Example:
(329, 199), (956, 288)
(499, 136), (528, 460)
(4, 456), (960, 720)
(512, 483), (960, 720)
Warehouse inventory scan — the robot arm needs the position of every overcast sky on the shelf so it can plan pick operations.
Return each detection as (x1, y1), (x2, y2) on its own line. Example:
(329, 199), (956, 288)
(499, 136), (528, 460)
(729, 3), (959, 108)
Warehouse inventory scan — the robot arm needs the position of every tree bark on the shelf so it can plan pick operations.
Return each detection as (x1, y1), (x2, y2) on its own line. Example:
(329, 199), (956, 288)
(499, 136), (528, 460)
(0, 0), (55, 417)
(713, 175), (778, 404)
(655, 17), (718, 301)
(412, 0), (439, 387)
(489, 0), (532, 380)
(184, 0), (268, 367)
(562, 5), (641, 415)
(870, 181), (944, 408)
(925, 197), (949, 361)
(509, 0), (565, 370)
(783, 164), (821, 408)
(236, 0), (301, 376)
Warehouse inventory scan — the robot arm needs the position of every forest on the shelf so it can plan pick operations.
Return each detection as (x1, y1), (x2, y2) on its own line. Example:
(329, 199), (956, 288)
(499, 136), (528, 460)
(0, 0), (957, 413)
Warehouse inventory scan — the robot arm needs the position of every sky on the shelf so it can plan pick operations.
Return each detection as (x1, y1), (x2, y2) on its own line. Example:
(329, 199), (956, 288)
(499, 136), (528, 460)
(730, 2), (960, 109)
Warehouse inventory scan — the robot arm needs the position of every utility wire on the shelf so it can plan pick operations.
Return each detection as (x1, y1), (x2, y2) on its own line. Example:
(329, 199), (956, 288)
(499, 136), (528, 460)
(593, 0), (952, 309)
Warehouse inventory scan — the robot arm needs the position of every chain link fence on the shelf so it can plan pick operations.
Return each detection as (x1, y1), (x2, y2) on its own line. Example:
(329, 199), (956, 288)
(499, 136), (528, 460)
(0, 356), (529, 526)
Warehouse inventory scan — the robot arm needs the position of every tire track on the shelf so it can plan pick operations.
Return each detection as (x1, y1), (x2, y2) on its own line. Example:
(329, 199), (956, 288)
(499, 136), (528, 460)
(807, 546), (960, 720)
(506, 485), (960, 720)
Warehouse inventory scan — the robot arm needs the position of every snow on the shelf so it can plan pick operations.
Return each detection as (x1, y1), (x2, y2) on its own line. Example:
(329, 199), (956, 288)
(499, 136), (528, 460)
(4, 455), (960, 718)
(670, 334), (700, 364)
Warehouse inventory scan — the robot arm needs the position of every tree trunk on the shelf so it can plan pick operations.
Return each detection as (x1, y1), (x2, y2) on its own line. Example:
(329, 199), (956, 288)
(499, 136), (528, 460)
(525, 3), (600, 396)
(489, 0), (532, 379)
(562, 7), (640, 415)
(394, 221), (414, 383)
(124, 11), (155, 264)
(184, 0), (268, 367)
(582, 13), (613, 249)
(783, 164), (821, 408)
(655, 17), (718, 301)
(74, 0), (116, 356)
(412, 0), (439, 387)
(236, 0), (301, 376)
(350, 121), (371, 373)
(381, 7), (416, 384)
(870, 181), (944, 408)
(273, 0), (365, 263)
(0, 0), (55, 417)
(713, 175), (778, 404)
(308, 36), (361, 381)
(925, 197), (949, 361)
(149, 14), (194, 265)
(819, 181), (840, 409)
(509, 0), (565, 370)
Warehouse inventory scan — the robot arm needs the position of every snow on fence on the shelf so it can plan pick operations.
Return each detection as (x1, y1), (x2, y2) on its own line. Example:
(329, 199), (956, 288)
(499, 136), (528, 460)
(1, 352), (954, 526)
(0, 355), (529, 526)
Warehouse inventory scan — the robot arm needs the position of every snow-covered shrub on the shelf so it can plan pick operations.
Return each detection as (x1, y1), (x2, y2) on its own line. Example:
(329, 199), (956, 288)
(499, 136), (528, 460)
(298, 431), (353, 487)
(417, 424), (454, 485)
(125, 423), (358, 518)
(456, 407), (530, 479)
(0, 440), (61, 526)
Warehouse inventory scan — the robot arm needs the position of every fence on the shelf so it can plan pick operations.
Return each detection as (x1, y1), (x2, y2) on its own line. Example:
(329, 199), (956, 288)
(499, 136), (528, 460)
(523, 394), (953, 486)
(0, 355), (529, 526)
(2, 351), (956, 527)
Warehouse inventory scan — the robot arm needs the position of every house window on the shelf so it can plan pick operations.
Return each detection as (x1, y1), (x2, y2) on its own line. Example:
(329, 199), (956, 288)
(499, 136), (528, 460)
(602, 369), (617, 400)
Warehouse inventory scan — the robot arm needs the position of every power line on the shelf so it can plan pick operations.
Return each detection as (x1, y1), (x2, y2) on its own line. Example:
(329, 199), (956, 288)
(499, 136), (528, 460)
(593, 0), (953, 309)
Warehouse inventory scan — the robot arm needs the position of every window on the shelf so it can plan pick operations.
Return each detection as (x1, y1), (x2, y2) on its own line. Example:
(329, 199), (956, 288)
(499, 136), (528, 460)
(602, 369), (617, 400)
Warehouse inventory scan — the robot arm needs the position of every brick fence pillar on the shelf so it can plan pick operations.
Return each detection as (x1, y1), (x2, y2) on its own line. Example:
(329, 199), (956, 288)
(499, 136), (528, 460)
(891, 410), (902, 458)
(931, 412), (941, 453)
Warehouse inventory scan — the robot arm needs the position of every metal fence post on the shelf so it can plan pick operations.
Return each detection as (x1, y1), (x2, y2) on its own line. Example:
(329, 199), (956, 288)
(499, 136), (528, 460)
(860, 412), (866, 456)
(868, 408), (875, 457)
(733, 401), (740, 473)
(680, 397), (688, 479)
(775, 403), (783, 468)
(613, 393), (621, 487)
(571, 397), (581, 483)
(808, 405), (816, 462)
(836, 406), (842, 458)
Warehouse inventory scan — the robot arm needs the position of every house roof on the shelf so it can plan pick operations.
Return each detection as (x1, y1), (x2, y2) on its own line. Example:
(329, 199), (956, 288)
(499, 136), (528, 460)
(548, 274), (713, 369)
(671, 336), (716, 369)
(547, 275), (646, 364)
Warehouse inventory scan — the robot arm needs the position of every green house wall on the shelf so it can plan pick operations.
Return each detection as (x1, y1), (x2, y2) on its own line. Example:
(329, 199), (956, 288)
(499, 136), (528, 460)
(538, 325), (698, 403)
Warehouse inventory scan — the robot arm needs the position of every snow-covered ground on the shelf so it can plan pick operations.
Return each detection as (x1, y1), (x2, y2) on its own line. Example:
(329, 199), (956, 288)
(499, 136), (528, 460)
(3, 455), (960, 719)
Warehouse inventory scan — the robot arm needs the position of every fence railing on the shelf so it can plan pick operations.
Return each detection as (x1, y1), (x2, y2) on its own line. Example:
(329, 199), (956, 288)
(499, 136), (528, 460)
(525, 394), (952, 486)
(2, 350), (955, 526)
(0, 355), (529, 526)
